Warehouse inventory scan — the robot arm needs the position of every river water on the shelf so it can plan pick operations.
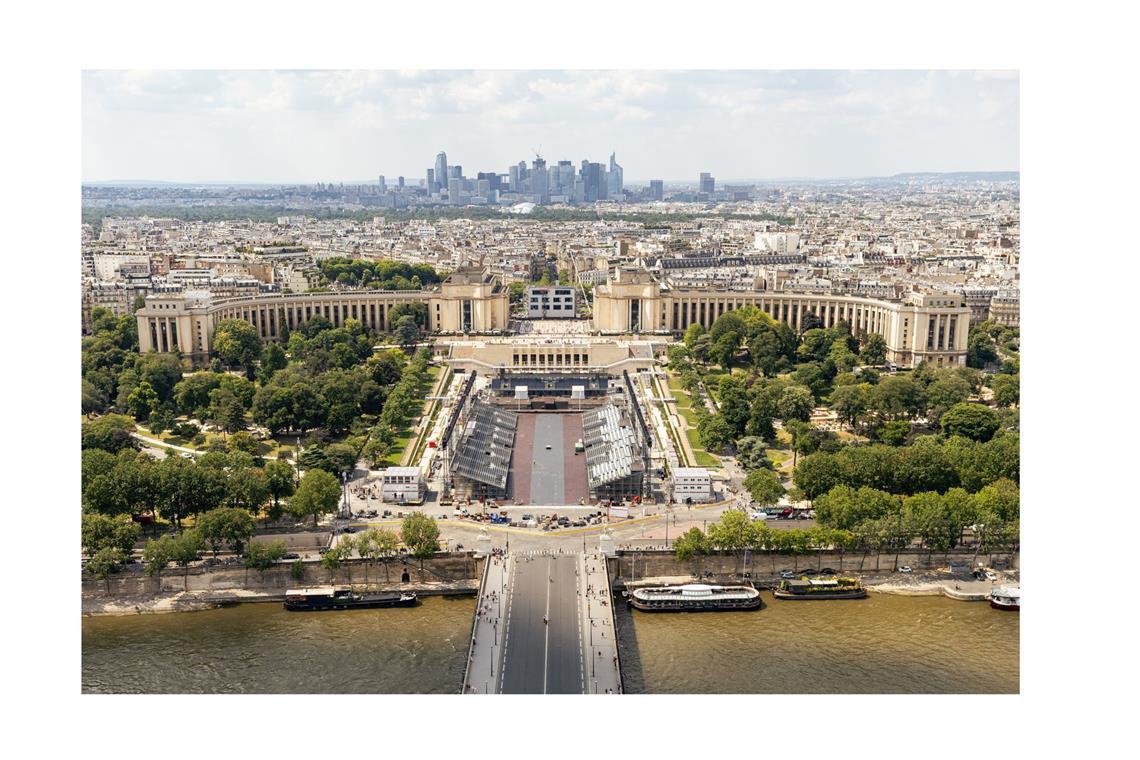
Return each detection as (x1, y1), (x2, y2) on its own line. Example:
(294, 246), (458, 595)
(82, 593), (1017, 694)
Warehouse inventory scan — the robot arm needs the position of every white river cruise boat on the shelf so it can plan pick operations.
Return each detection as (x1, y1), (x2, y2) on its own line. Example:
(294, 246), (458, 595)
(628, 583), (762, 612)
(989, 586), (1020, 611)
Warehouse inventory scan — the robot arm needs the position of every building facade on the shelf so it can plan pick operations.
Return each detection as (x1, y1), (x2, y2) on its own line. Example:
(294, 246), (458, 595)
(136, 266), (509, 364)
(526, 285), (576, 318)
(591, 269), (971, 367)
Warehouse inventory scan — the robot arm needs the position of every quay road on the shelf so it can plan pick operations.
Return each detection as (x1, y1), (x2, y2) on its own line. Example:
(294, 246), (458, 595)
(463, 551), (620, 694)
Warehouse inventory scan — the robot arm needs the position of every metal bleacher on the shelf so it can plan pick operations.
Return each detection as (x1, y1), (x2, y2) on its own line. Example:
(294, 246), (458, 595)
(581, 405), (637, 488)
(451, 401), (518, 489)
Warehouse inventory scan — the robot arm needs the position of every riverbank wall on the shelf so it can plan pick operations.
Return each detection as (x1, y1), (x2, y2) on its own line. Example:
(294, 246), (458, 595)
(82, 554), (484, 616)
(609, 546), (1016, 582)
(606, 547), (1017, 602)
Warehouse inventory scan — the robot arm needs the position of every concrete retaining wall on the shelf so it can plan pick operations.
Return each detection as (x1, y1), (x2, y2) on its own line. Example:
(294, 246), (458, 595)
(82, 554), (484, 598)
(608, 547), (1018, 586)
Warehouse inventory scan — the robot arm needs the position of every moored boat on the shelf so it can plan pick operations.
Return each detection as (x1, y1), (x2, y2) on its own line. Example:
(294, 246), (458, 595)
(284, 586), (418, 611)
(773, 576), (867, 600)
(628, 583), (762, 612)
(989, 585), (1020, 611)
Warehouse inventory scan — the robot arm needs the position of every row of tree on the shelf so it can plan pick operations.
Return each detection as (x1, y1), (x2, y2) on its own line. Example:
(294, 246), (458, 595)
(673, 502), (1018, 575)
(316, 258), (442, 291)
(792, 432), (1020, 499)
(362, 347), (434, 465)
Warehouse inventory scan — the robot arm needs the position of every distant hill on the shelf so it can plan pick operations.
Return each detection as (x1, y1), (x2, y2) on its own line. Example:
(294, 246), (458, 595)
(889, 171), (1019, 182)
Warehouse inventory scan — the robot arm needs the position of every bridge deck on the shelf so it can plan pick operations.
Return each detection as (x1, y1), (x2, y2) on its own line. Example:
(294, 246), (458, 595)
(463, 550), (621, 695)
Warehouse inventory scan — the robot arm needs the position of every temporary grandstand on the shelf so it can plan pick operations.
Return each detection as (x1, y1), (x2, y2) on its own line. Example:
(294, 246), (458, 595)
(581, 404), (645, 501)
(449, 400), (518, 501)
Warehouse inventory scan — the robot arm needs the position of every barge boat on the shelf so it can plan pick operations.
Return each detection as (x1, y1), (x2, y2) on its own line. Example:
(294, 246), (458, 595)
(773, 576), (867, 600)
(284, 586), (418, 611)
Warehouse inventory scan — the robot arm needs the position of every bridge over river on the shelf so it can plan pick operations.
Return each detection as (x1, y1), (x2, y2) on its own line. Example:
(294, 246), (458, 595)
(463, 550), (622, 694)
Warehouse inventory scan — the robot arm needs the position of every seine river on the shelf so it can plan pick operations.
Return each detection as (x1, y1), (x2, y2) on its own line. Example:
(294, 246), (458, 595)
(82, 593), (1017, 694)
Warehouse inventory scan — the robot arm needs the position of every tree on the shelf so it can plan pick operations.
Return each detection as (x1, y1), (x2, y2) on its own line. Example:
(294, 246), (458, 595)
(289, 468), (342, 526)
(226, 466), (270, 513)
(358, 527), (401, 582)
(258, 343), (288, 384)
(83, 414), (138, 453)
(777, 385), (814, 422)
(673, 527), (710, 563)
(142, 535), (173, 576)
(877, 420), (911, 447)
(813, 485), (899, 531)
(793, 452), (844, 500)
(783, 419), (813, 468)
(717, 375), (752, 436)
(991, 374), (1020, 408)
(227, 430), (259, 456)
(940, 403), (1001, 442)
(697, 412), (735, 454)
(196, 507), (256, 556)
(973, 478), (1020, 522)
(683, 322), (705, 348)
(709, 332), (739, 369)
(82, 513), (141, 557)
(213, 319), (263, 377)
(401, 511), (441, 563)
(860, 333), (887, 366)
(244, 540), (288, 573)
(707, 509), (756, 577)
(264, 459), (297, 520)
(873, 375), (927, 420)
(734, 436), (770, 471)
(966, 328), (998, 369)
(744, 468), (785, 508)
(830, 383), (871, 431)
(208, 386), (248, 434)
(86, 547), (127, 581)
(925, 375), (972, 425)
(394, 315), (420, 349)
(174, 372), (223, 418)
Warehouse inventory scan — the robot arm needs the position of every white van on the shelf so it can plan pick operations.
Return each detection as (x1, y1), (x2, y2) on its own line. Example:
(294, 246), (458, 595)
(749, 510), (768, 521)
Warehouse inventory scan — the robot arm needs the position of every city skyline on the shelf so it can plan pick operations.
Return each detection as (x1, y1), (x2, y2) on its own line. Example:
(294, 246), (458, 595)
(83, 70), (1019, 184)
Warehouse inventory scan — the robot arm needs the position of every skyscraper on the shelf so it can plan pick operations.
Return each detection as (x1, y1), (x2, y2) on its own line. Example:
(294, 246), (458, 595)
(531, 157), (548, 202)
(608, 153), (623, 198)
(699, 172), (715, 194)
(581, 161), (605, 202)
(508, 164), (520, 192)
(426, 168), (435, 194)
(434, 152), (449, 193)
(650, 179), (664, 201)
(378, 175), (386, 193)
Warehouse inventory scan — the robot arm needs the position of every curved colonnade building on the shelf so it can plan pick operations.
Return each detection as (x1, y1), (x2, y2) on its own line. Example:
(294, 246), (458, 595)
(590, 269), (970, 367)
(137, 265), (970, 368)
(137, 266), (509, 364)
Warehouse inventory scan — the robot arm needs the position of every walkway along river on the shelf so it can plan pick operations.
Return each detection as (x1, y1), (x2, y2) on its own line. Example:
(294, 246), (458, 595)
(82, 590), (1017, 693)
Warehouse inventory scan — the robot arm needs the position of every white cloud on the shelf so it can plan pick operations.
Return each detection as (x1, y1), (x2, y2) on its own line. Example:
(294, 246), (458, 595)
(82, 69), (1019, 182)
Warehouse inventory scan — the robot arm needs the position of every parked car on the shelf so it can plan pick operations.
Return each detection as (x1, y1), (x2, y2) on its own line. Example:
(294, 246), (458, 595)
(281, 552), (300, 560)
(779, 570), (797, 579)
(819, 567), (836, 575)
(897, 565), (913, 573)
(985, 570), (998, 581)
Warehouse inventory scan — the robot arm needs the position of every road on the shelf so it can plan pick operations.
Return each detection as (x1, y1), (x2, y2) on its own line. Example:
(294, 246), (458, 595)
(499, 553), (583, 693)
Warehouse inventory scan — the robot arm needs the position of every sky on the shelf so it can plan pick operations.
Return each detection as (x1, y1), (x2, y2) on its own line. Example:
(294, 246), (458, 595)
(82, 70), (1019, 184)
